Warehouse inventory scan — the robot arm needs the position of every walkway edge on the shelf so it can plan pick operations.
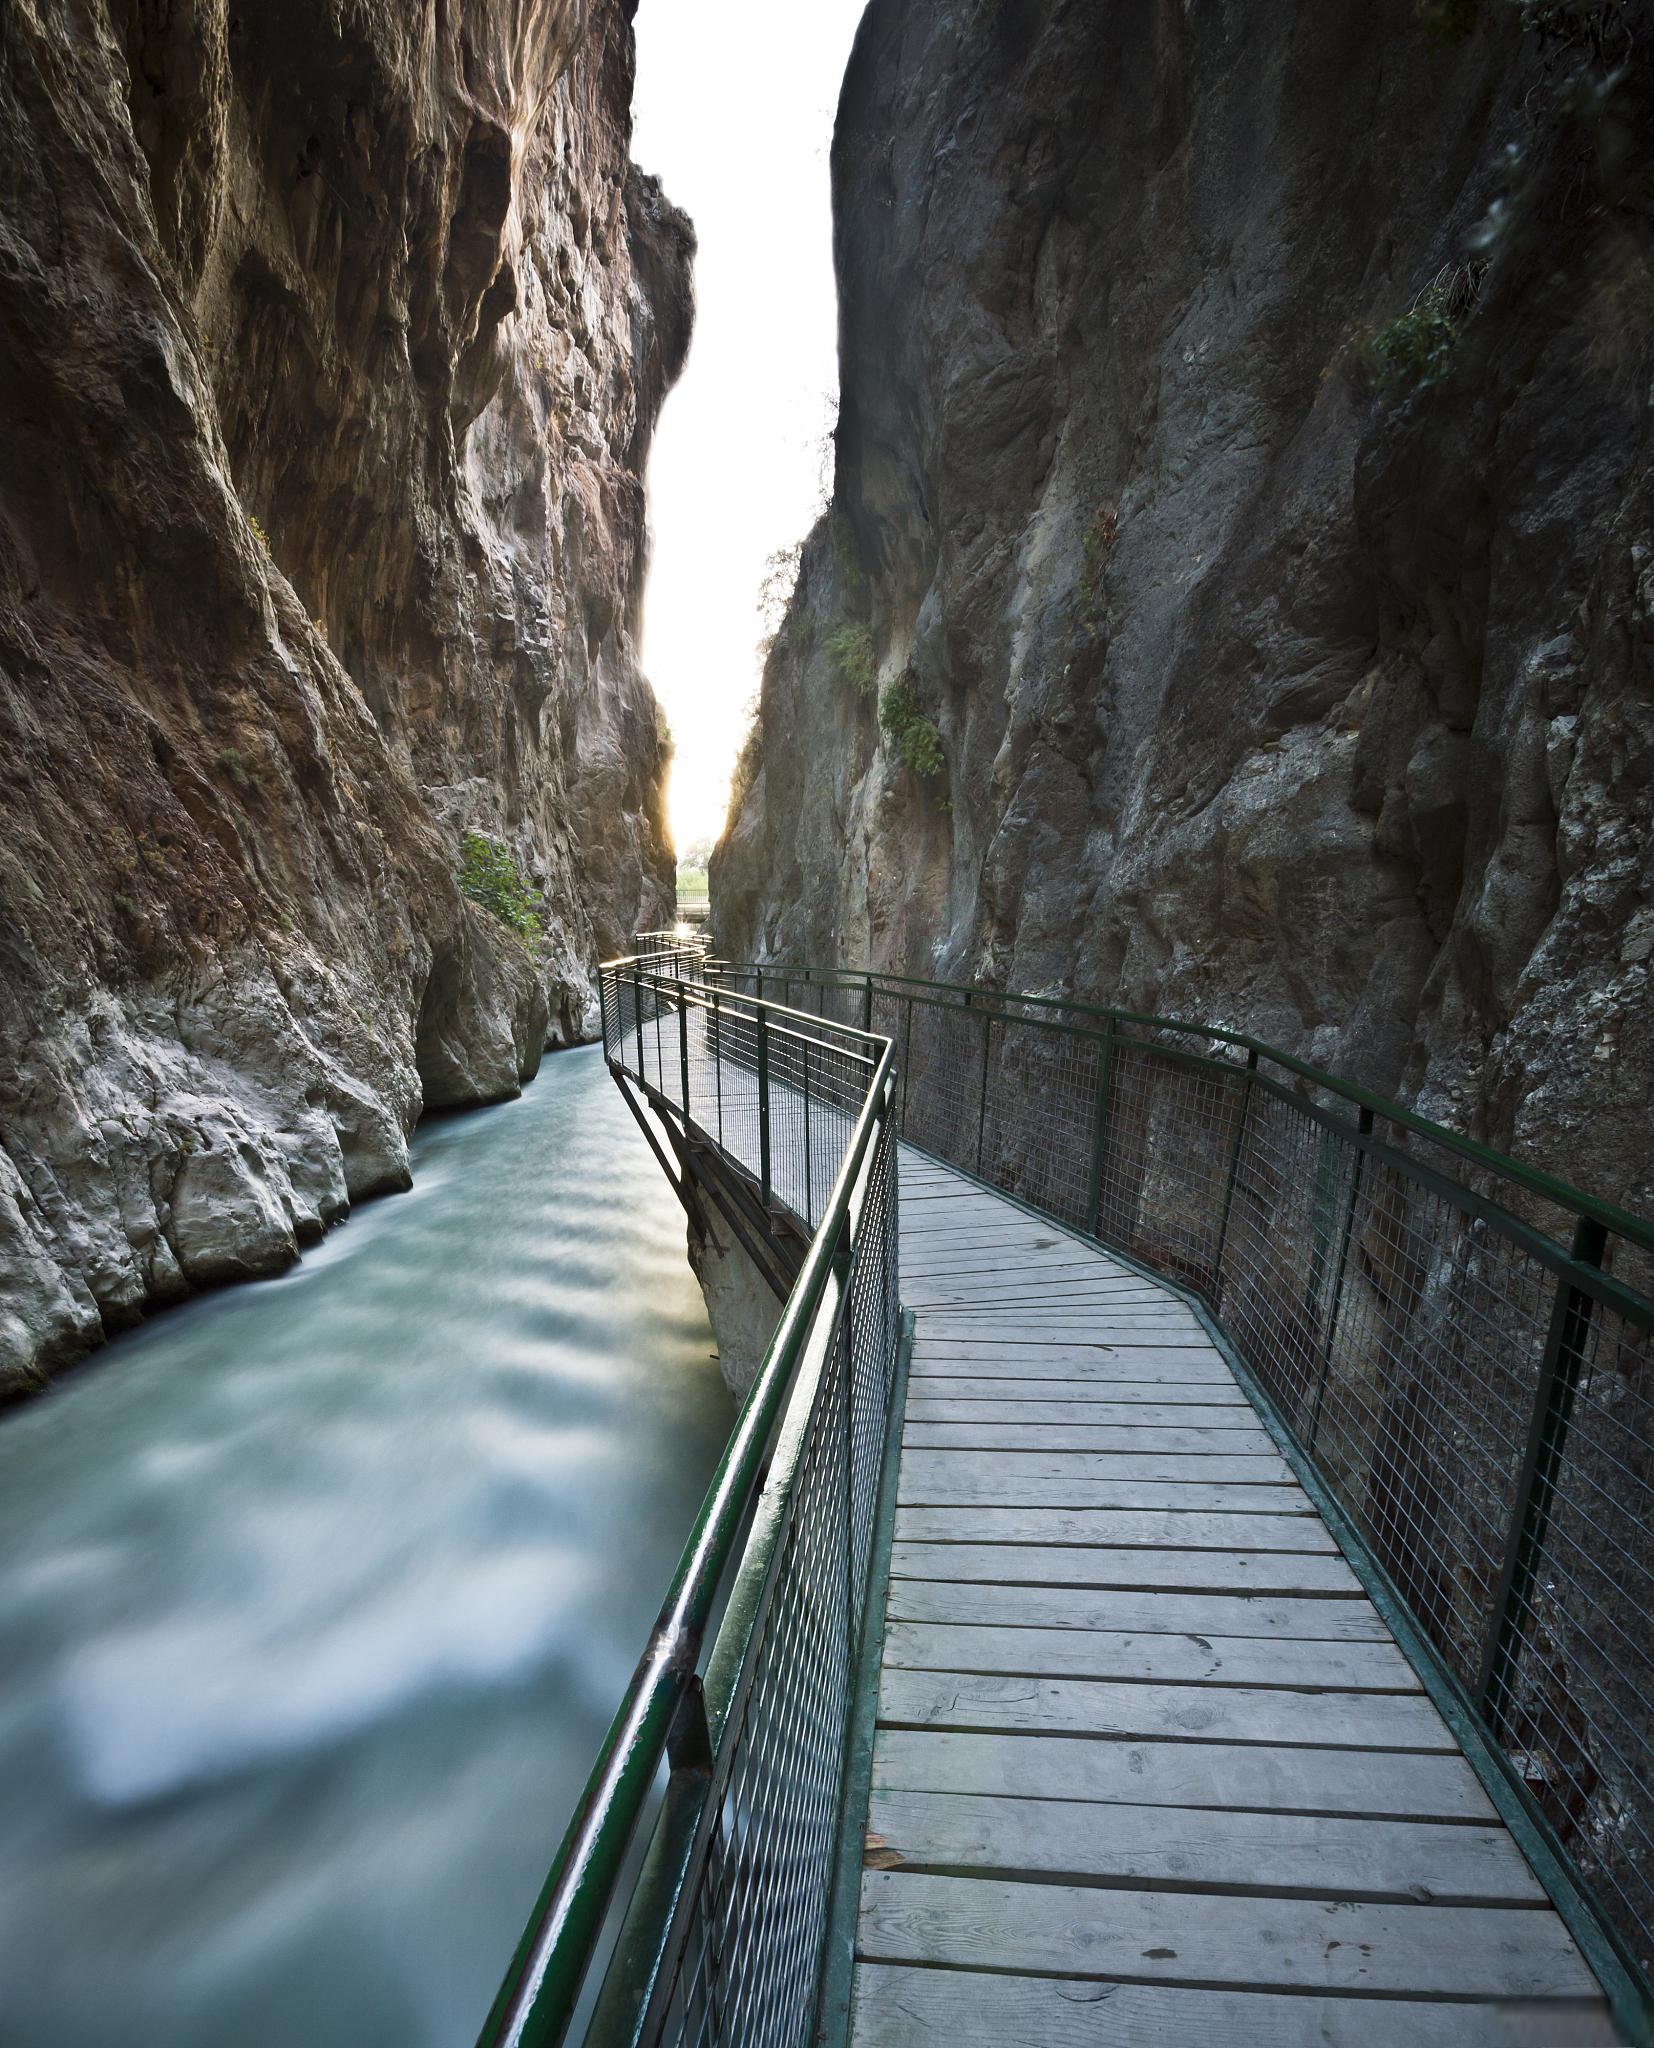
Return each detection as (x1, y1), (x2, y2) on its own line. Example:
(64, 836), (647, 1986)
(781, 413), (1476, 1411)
(814, 1309), (915, 2048)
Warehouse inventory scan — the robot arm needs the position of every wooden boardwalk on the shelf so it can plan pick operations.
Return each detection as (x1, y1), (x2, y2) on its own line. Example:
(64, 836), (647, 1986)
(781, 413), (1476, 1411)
(845, 1151), (1616, 2046)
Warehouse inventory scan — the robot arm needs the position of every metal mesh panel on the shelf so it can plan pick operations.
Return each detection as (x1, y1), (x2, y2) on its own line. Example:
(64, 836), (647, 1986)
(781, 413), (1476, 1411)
(566, 962), (901, 2048)
(649, 1124), (898, 2048)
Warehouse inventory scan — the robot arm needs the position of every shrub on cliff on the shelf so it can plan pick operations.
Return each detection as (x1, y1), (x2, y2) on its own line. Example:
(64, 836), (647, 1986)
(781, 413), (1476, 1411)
(826, 622), (878, 696)
(879, 671), (944, 777)
(1368, 263), (1483, 391)
(457, 832), (542, 946)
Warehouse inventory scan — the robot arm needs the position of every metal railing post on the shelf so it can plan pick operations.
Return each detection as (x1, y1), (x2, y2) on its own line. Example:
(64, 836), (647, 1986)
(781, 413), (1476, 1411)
(712, 986), (724, 1149)
(678, 987), (691, 1119)
(598, 968), (609, 1059)
(1308, 1108), (1372, 1451)
(975, 1007), (992, 1178)
(1085, 1019), (1115, 1239)
(862, 974), (873, 1034)
(632, 966), (644, 1076)
(1475, 1214), (1609, 1731)
(802, 1037), (813, 1226)
(901, 998), (914, 1134)
(756, 1001), (772, 1211)
(1213, 1049), (1259, 1289)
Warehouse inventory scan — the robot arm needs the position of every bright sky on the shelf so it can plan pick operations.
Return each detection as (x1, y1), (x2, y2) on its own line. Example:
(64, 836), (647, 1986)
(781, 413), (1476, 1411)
(631, 0), (868, 852)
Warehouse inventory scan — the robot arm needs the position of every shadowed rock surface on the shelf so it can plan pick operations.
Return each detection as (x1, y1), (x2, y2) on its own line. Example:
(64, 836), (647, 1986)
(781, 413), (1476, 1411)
(0, 0), (690, 1391)
(715, 0), (1653, 1220)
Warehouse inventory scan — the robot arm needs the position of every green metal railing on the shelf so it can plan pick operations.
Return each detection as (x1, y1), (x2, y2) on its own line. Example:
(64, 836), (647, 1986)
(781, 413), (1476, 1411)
(709, 961), (1654, 2039)
(478, 956), (900, 2048)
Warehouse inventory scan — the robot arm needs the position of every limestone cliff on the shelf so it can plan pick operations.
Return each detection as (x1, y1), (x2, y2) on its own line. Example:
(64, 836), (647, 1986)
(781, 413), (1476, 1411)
(0, 0), (689, 1392)
(715, 0), (1653, 1222)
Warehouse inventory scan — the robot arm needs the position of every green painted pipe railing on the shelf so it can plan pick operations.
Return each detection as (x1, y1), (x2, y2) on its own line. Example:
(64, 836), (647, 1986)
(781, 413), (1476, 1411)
(478, 957), (899, 2048)
(704, 959), (1654, 2043)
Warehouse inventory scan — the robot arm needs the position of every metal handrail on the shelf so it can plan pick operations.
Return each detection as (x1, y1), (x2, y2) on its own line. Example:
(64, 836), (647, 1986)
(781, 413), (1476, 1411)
(707, 962), (1654, 1258)
(478, 961), (897, 2048)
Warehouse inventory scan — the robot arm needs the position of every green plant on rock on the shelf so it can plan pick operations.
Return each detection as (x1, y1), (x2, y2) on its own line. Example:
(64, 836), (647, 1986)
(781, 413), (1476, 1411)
(879, 669), (944, 778)
(1368, 265), (1481, 392)
(825, 621), (878, 697)
(248, 515), (272, 556)
(215, 745), (254, 790)
(457, 831), (543, 945)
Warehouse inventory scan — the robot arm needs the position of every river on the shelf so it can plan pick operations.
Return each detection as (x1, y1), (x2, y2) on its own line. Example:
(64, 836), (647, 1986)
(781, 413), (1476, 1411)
(0, 1046), (734, 2048)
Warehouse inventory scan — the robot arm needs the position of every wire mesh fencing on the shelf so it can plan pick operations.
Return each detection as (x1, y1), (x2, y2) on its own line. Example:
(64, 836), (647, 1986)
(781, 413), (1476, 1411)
(481, 962), (901, 2048)
(707, 961), (1654, 2009)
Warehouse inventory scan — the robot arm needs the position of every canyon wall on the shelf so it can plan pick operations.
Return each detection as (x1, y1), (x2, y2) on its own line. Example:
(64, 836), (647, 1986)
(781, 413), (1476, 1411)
(715, 0), (1653, 1219)
(0, 0), (689, 1392)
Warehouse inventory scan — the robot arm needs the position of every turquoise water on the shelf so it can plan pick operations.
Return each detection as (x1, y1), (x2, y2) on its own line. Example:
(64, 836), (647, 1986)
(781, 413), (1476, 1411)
(0, 1047), (732, 2047)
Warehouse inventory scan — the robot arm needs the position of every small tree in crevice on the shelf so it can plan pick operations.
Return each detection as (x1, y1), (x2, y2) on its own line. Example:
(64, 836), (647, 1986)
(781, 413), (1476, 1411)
(1367, 263), (1485, 392)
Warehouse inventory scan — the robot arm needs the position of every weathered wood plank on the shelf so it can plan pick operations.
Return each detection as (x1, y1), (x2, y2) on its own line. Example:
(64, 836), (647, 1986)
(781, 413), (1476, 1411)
(878, 1666), (1454, 1749)
(905, 1423), (1272, 1453)
(848, 1964), (1616, 2048)
(881, 1620), (1419, 1692)
(888, 1540), (1359, 1596)
(864, 1787), (1542, 1903)
(901, 1450), (1294, 1494)
(904, 1399), (1256, 1428)
(856, 1871), (1597, 1999)
(893, 1507), (1333, 1553)
(919, 1324), (1213, 1345)
(906, 1263), (1163, 1287)
(912, 1261), (1170, 1294)
(910, 1344), (1230, 1376)
(901, 1249), (1129, 1277)
(902, 1376), (1248, 1405)
(920, 1303), (1203, 1324)
(871, 1727), (1494, 1818)
(886, 1578), (1393, 1640)
(898, 1471), (1307, 1514)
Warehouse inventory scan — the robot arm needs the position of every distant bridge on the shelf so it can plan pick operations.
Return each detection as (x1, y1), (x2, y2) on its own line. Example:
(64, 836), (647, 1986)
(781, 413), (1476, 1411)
(480, 953), (1654, 2046)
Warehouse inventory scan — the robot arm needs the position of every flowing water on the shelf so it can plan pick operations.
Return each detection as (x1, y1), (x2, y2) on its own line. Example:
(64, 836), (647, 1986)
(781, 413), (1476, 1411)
(0, 1046), (734, 2048)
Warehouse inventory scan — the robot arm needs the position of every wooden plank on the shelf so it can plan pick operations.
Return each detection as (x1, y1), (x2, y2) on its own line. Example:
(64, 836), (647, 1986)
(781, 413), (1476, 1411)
(881, 1621), (1420, 1692)
(904, 1399), (1255, 1428)
(864, 1787), (1543, 1903)
(900, 1447), (1294, 1489)
(878, 1667), (1453, 1750)
(871, 1727), (1494, 1818)
(901, 1376), (1247, 1405)
(906, 1269), (1166, 1294)
(893, 1507), (1334, 1553)
(906, 1274), (1169, 1298)
(918, 1324), (1213, 1345)
(898, 1472), (1309, 1514)
(910, 1345), (1230, 1377)
(901, 1249), (1132, 1277)
(848, 1963), (1617, 2048)
(905, 1424), (1272, 1453)
(856, 1871), (1598, 1999)
(886, 1579), (1394, 1641)
(888, 1541), (1360, 1596)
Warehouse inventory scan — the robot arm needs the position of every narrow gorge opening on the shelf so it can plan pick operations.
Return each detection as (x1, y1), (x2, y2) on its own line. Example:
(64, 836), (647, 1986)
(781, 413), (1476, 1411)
(2, 0), (1652, 2044)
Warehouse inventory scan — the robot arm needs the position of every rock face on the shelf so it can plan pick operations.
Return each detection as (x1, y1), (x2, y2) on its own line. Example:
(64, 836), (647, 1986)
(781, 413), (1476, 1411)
(0, 0), (689, 1393)
(716, 0), (1653, 1221)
